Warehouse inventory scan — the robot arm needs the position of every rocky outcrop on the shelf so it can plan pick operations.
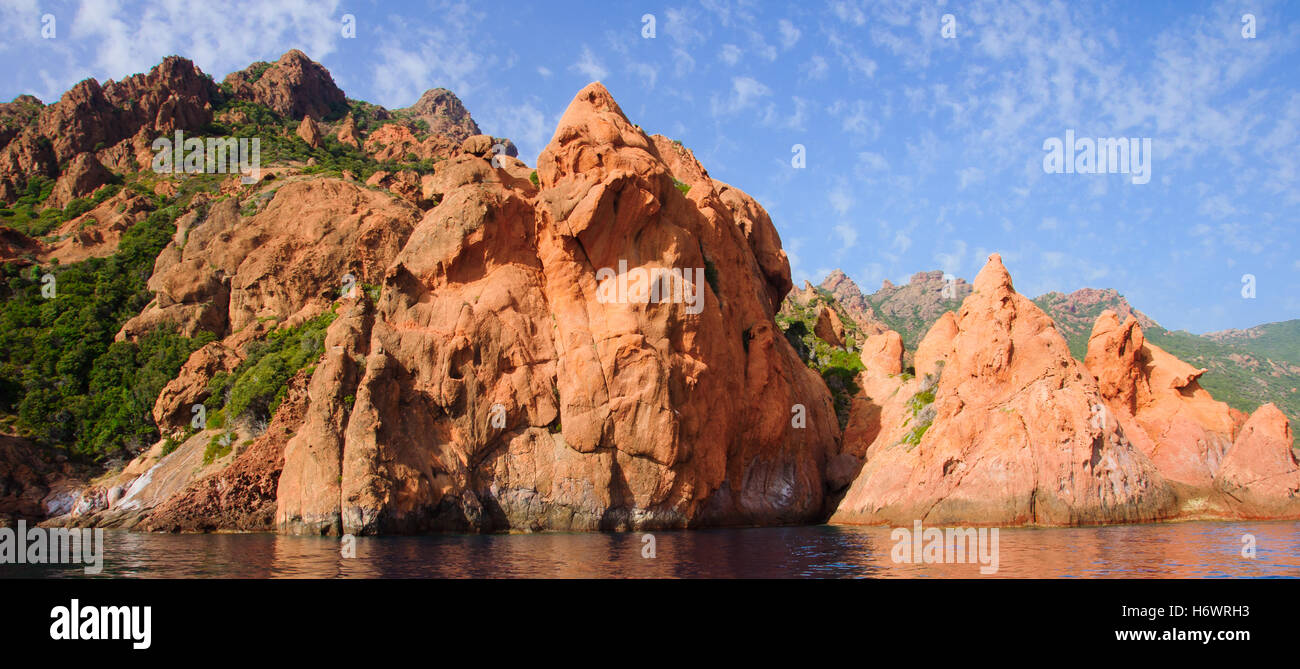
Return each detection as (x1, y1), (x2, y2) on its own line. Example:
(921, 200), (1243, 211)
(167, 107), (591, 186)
(1085, 311), (1298, 518)
(0, 95), (43, 149)
(151, 342), (241, 433)
(821, 269), (887, 335)
(814, 306), (845, 347)
(336, 113), (361, 148)
(829, 330), (906, 490)
(865, 269), (971, 350)
(0, 133), (56, 203)
(1215, 404), (1300, 518)
(1, 56), (215, 203)
(296, 115), (323, 148)
(37, 56), (216, 166)
(0, 227), (42, 263)
(275, 82), (839, 535)
(1086, 312), (1237, 487)
(49, 423), (250, 530)
(398, 88), (483, 145)
(365, 169), (429, 208)
(118, 177), (423, 342)
(831, 254), (1176, 527)
(142, 372), (310, 532)
(0, 435), (89, 525)
(1037, 288), (1158, 351)
(43, 187), (154, 264)
(2, 59), (220, 201)
(363, 123), (457, 163)
(48, 153), (112, 209)
(15, 49), (1295, 537)
(222, 49), (346, 120)
(859, 330), (904, 378)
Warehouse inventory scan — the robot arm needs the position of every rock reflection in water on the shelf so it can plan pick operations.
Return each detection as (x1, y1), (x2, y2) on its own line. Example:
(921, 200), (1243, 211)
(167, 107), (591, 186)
(2, 521), (1296, 578)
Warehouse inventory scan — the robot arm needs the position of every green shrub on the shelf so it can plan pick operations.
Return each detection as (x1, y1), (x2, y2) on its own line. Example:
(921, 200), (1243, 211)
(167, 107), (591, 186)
(204, 311), (336, 426)
(244, 62), (273, 84)
(202, 431), (233, 465)
(62, 197), (93, 220)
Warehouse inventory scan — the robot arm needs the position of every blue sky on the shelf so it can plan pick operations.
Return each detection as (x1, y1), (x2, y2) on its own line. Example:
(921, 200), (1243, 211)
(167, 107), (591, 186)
(1, 0), (1297, 333)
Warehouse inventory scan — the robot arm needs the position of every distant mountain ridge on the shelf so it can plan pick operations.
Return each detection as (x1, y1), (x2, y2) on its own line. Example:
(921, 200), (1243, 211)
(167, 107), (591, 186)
(791, 268), (1300, 435)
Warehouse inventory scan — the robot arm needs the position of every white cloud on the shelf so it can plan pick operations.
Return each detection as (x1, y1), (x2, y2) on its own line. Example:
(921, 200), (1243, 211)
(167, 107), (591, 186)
(838, 100), (880, 138)
(829, 0), (868, 26)
(478, 100), (550, 163)
(671, 47), (695, 77)
(829, 185), (854, 216)
(935, 240), (969, 275)
(719, 44), (742, 66)
(957, 167), (984, 190)
(761, 96), (808, 130)
(857, 151), (889, 172)
(892, 230), (912, 253)
(570, 45), (608, 82)
(370, 2), (491, 107)
(801, 55), (828, 80)
(834, 223), (858, 249)
(778, 19), (801, 49)
(628, 61), (658, 89)
(710, 76), (770, 116)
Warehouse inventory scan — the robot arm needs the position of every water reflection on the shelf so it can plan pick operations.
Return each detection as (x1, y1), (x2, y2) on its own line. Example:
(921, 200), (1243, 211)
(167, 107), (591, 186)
(3, 521), (1296, 578)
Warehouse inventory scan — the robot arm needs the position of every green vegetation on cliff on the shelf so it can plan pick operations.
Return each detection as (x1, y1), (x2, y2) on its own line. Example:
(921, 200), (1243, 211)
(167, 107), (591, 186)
(776, 288), (867, 429)
(1145, 325), (1300, 435)
(0, 203), (215, 459)
(203, 309), (336, 430)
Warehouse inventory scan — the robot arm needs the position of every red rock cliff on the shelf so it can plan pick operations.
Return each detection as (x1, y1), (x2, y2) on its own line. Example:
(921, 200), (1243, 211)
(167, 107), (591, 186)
(274, 83), (839, 534)
(831, 254), (1176, 526)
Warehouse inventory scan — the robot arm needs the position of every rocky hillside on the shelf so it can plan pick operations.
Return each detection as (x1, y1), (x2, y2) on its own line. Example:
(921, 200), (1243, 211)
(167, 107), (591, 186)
(1033, 288), (1158, 359)
(797, 269), (1299, 436)
(834, 256), (1178, 526)
(832, 255), (1300, 526)
(1, 52), (846, 532)
(1142, 324), (1300, 438)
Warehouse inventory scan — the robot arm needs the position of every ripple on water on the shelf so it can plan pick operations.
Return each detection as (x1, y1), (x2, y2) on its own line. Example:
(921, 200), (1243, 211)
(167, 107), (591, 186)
(2, 520), (1297, 578)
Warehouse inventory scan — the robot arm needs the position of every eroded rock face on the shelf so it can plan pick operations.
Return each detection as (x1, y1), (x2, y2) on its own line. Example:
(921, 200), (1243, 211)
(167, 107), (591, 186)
(860, 330), (903, 378)
(1086, 314), (1235, 489)
(363, 123), (456, 163)
(1085, 312), (1298, 518)
(336, 113), (361, 148)
(296, 116), (323, 148)
(831, 254), (1176, 527)
(0, 227), (42, 264)
(276, 82), (838, 534)
(48, 153), (112, 209)
(821, 269), (887, 335)
(0, 435), (90, 524)
(1, 56), (215, 202)
(222, 50), (346, 120)
(38, 56), (216, 165)
(400, 88), (483, 144)
(119, 177), (423, 343)
(829, 330), (907, 491)
(41, 188), (154, 264)
(152, 342), (242, 433)
(1215, 404), (1300, 518)
(814, 306), (845, 347)
(142, 372), (311, 532)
